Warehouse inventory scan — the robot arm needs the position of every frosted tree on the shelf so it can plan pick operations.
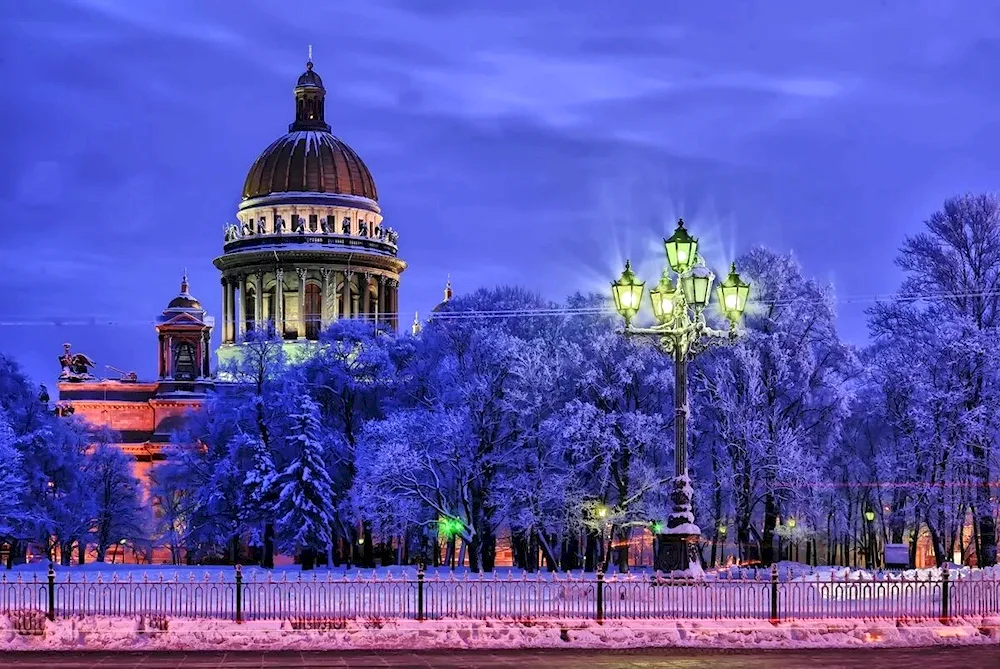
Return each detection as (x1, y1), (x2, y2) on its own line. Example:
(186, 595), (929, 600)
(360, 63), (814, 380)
(273, 393), (336, 569)
(0, 408), (26, 541)
(869, 193), (1000, 566)
(693, 247), (856, 565)
(86, 440), (148, 562)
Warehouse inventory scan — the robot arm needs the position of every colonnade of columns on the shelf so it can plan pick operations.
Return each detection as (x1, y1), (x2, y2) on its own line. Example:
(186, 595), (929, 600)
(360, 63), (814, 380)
(220, 267), (399, 343)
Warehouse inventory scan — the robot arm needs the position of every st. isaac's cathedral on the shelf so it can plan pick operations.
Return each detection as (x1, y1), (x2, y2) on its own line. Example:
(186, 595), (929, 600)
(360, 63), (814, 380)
(57, 58), (430, 488)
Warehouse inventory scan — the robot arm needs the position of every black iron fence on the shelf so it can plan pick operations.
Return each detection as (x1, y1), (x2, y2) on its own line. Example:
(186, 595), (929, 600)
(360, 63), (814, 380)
(2, 564), (998, 623)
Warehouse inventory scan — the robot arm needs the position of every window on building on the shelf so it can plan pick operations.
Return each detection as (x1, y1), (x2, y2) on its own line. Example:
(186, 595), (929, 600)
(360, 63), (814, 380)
(244, 287), (256, 332)
(305, 283), (322, 339)
(172, 341), (197, 380)
(309, 214), (318, 232)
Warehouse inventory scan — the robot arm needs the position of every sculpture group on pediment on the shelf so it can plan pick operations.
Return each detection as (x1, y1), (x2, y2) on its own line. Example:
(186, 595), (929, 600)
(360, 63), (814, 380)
(224, 224), (242, 242)
(58, 343), (96, 382)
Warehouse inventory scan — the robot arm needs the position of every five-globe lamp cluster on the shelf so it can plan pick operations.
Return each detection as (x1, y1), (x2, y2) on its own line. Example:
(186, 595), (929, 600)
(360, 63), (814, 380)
(611, 218), (750, 327)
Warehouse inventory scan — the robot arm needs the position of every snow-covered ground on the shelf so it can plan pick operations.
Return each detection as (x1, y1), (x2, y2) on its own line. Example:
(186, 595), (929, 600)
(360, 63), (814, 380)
(1, 614), (999, 651)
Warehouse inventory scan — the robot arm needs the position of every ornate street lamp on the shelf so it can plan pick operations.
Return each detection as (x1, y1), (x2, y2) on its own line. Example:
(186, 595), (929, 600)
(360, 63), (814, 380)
(611, 218), (750, 573)
(611, 261), (644, 327)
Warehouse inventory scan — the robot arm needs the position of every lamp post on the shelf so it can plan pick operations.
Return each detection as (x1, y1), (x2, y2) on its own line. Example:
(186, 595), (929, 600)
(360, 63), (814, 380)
(864, 507), (876, 569)
(611, 218), (750, 572)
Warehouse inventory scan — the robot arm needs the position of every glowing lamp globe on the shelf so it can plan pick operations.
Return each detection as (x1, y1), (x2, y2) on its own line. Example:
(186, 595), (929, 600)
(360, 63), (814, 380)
(649, 271), (677, 323)
(680, 257), (714, 308)
(664, 218), (698, 273)
(718, 524), (727, 535)
(787, 517), (796, 529)
(717, 263), (750, 322)
(611, 260), (644, 324)
(864, 509), (875, 523)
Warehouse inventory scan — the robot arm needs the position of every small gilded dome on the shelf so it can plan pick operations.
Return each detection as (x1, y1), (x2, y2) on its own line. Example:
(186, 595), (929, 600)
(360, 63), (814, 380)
(167, 272), (202, 310)
(296, 61), (324, 89)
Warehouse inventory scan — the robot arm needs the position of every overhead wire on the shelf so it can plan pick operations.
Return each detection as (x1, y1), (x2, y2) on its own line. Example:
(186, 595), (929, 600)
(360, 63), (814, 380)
(1, 287), (1000, 327)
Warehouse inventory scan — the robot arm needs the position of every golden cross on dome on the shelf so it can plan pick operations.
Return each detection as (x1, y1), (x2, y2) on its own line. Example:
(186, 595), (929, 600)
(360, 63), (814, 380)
(308, 44), (313, 62)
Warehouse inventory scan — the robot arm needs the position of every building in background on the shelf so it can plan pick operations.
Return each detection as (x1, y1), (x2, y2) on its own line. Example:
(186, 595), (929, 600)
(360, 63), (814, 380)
(56, 274), (214, 485)
(216, 58), (406, 369)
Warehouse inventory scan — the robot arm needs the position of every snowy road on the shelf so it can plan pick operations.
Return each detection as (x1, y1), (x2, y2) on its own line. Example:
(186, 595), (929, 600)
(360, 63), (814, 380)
(3, 647), (1000, 668)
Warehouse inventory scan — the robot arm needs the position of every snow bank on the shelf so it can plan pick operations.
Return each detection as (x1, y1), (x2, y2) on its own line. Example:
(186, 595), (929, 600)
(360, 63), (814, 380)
(1, 614), (998, 651)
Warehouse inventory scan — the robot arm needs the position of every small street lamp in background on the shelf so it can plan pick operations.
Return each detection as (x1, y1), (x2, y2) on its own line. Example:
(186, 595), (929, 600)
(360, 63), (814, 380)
(864, 507), (876, 568)
(611, 218), (750, 572)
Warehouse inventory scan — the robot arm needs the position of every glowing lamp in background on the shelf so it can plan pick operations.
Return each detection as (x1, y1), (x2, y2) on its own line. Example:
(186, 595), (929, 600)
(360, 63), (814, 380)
(680, 257), (715, 308)
(611, 260), (644, 325)
(664, 218), (698, 273)
(649, 271), (677, 323)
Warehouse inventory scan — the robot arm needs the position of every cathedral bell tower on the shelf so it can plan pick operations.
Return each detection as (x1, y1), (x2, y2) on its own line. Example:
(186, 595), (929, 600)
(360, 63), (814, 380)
(156, 272), (214, 388)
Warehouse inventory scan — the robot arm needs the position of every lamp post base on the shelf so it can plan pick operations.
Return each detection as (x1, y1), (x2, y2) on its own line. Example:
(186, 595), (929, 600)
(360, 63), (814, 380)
(655, 533), (701, 573)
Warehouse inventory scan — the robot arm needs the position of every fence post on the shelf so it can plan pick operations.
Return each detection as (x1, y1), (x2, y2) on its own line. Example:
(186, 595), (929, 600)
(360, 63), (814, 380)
(46, 562), (55, 622)
(235, 564), (243, 624)
(769, 564), (779, 624)
(417, 563), (425, 622)
(596, 567), (604, 623)
(940, 563), (950, 624)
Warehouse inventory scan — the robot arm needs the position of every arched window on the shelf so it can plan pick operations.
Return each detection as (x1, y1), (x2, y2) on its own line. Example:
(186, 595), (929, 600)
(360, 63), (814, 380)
(305, 283), (322, 339)
(172, 341), (197, 380)
(244, 286), (256, 332)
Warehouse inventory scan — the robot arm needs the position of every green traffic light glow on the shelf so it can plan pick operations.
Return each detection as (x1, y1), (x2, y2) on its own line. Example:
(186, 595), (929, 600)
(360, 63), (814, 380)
(438, 516), (464, 538)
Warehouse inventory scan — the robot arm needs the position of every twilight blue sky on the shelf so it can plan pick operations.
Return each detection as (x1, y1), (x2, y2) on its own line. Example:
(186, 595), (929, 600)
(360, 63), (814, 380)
(2, 0), (1000, 388)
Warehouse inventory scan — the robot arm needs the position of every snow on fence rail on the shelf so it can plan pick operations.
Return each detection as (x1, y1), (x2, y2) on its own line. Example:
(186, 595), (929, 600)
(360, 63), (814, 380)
(2, 564), (999, 623)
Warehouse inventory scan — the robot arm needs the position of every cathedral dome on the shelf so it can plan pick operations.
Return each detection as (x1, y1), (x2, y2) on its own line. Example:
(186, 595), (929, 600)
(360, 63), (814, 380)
(241, 131), (378, 201)
(241, 60), (378, 202)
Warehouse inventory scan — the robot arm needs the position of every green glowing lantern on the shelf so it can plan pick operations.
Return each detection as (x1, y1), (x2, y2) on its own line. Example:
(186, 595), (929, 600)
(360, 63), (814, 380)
(717, 263), (750, 322)
(664, 218), (698, 274)
(649, 270), (678, 323)
(611, 260), (644, 325)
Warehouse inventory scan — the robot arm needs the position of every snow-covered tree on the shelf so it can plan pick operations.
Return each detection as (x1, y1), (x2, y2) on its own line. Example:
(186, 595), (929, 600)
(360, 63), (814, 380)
(0, 407), (26, 541)
(273, 393), (337, 568)
(86, 439), (148, 562)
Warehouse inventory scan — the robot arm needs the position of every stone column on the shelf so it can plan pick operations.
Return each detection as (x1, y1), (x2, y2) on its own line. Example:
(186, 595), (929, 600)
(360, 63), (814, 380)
(254, 271), (264, 331)
(361, 272), (372, 320)
(388, 279), (399, 331)
(220, 278), (229, 344)
(158, 333), (166, 377)
(296, 268), (308, 339)
(202, 331), (211, 378)
(229, 279), (238, 342)
(275, 268), (285, 338)
(237, 273), (247, 340)
(344, 271), (355, 318)
(320, 268), (332, 327)
(330, 272), (343, 321)
(377, 276), (386, 325)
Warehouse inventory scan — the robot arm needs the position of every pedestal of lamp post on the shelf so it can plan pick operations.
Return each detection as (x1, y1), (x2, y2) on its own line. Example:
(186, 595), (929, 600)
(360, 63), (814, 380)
(654, 475), (702, 573)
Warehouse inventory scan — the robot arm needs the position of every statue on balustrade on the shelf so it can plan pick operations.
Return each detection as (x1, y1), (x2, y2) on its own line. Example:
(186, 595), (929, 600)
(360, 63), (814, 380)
(58, 343), (96, 382)
(275, 215), (286, 234)
(257, 217), (266, 235)
(292, 216), (305, 233)
(342, 217), (351, 235)
(359, 221), (368, 237)
(242, 219), (254, 236)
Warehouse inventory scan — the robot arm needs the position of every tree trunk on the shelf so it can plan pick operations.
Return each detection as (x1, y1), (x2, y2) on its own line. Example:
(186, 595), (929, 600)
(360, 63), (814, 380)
(616, 527), (630, 573)
(561, 534), (579, 571)
(362, 522), (374, 568)
(584, 530), (598, 572)
(263, 522), (275, 568)
(301, 548), (315, 571)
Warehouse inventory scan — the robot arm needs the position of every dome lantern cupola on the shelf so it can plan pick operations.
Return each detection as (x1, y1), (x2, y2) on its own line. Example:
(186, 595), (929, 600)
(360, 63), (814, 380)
(290, 58), (330, 133)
